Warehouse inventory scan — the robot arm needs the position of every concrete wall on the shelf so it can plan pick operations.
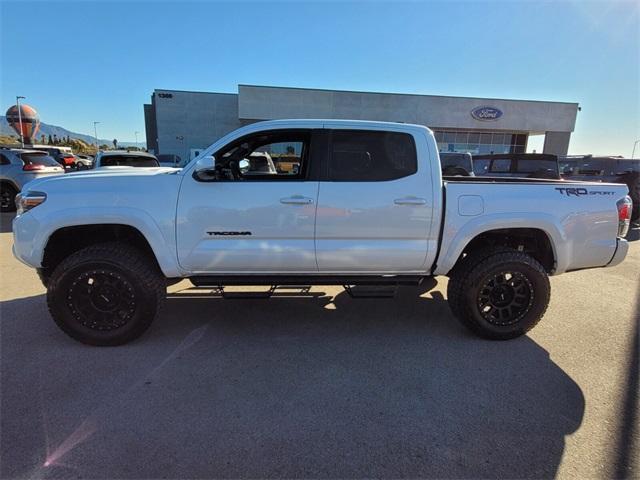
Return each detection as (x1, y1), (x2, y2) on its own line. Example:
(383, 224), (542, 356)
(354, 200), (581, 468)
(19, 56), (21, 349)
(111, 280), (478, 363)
(543, 131), (572, 156)
(153, 90), (241, 162)
(238, 85), (579, 134)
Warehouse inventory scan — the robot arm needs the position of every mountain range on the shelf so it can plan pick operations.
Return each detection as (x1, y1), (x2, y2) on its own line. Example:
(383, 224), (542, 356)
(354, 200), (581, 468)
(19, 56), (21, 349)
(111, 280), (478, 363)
(0, 116), (139, 147)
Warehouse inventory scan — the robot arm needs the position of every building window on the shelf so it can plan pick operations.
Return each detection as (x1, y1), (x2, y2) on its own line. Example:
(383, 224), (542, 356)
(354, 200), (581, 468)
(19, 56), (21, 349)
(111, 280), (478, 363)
(433, 129), (528, 155)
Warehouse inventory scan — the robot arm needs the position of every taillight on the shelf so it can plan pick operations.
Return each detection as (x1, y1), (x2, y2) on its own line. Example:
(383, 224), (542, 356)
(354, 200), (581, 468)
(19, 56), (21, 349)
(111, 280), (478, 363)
(617, 196), (633, 238)
(23, 164), (45, 171)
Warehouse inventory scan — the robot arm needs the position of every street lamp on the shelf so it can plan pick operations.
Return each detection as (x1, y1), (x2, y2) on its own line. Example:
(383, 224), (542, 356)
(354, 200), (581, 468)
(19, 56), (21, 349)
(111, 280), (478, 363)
(134, 131), (140, 149)
(632, 139), (640, 159)
(16, 96), (26, 147)
(93, 122), (100, 151)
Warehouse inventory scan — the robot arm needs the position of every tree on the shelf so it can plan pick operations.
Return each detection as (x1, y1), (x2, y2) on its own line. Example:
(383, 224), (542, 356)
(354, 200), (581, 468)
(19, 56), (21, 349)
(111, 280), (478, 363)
(113, 139), (118, 149)
(40, 134), (46, 145)
(48, 134), (53, 145)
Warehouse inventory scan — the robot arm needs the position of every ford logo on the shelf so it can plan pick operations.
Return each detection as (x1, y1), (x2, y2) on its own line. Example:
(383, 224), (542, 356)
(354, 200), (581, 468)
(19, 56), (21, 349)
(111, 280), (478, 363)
(471, 106), (503, 121)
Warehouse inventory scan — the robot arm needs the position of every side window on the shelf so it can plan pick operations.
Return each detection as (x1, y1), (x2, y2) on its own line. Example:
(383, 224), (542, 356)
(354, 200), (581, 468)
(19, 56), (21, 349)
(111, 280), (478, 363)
(329, 130), (417, 181)
(0, 154), (11, 165)
(213, 131), (309, 181)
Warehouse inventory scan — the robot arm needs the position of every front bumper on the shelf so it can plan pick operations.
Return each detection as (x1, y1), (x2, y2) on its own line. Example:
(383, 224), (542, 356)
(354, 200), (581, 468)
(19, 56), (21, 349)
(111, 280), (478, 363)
(12, 212), (42, 268)
(607, 238), (629, 268)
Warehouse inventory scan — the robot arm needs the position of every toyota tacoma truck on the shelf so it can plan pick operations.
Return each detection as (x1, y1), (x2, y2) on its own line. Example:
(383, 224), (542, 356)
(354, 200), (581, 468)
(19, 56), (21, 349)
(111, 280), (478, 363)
(12, 120), (632, 346)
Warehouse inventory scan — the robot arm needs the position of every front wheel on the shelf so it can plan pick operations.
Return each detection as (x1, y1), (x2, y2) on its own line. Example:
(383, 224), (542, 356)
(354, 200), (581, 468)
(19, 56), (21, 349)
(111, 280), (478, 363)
(447, 251), (550, 340)
(47, 242), (166, 346)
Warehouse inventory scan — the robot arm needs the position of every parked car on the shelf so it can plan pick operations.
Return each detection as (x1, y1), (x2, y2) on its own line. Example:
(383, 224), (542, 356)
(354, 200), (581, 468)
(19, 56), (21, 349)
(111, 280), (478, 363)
(240, 152), (278, 175)
(440, 152), (474, 176)
(0, 148), (64, 212)
(74, 154), (94, 170)
(559, 156), (639, 222)
(12, 120), (631, 346)
(473, 153), (561, 179)
(30, 146), (76, 169)
(93, 150), (160, 168)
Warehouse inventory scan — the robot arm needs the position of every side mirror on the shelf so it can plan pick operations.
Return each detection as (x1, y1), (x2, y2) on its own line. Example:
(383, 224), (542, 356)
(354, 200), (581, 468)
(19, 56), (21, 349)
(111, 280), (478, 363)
(192, 156), (217, 181)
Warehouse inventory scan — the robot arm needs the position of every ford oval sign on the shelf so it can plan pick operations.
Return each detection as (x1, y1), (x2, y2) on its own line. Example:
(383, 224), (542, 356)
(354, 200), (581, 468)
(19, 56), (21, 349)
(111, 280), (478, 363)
(471, 106), (503, 121)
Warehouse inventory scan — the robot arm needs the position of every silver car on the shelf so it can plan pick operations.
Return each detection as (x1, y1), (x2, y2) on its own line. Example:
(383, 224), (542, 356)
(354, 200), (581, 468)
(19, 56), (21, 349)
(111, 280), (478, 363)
(0, 148), (65, 212)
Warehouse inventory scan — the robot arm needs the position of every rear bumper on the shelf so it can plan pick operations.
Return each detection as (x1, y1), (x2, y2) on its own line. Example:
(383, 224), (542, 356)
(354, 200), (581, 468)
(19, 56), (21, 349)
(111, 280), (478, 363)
(607, 238), (629, 268)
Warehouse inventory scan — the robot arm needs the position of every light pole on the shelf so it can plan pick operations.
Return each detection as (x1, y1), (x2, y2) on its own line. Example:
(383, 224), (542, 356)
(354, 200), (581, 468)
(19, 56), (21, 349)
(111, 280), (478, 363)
(134, 131), (140, 149)
(16, 96), (26, 147)
(93, 122), (100, 151)
(632, 139), (640, 159)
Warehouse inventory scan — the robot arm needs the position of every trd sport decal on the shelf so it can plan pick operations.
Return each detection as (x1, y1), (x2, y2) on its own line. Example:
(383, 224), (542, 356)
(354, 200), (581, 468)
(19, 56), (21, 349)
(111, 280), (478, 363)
(555, 187), (615, 197)
(207, 231), (252, 236)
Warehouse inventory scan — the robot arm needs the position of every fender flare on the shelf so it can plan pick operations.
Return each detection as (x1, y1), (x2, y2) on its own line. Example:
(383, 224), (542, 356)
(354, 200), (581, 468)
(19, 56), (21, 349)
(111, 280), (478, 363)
(433, 213), (569, 276)
(34, 206), (184, 277)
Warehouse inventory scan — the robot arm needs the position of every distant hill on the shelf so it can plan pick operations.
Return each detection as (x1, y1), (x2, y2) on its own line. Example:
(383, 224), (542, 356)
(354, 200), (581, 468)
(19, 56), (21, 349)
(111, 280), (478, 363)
(0, 116), (138, 147)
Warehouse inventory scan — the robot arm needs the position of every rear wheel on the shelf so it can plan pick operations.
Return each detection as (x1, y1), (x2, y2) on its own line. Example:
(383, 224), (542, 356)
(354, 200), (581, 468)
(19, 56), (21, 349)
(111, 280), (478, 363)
(447, 250), (550, 340)
(47, 242), (166, 346)
(0, 183), (18, 212)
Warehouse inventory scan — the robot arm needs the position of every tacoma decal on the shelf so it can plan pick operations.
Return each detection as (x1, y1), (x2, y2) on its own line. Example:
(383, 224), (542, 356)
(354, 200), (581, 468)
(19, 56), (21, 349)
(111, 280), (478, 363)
(207, 231), (252, 236)
(555, 187), (615, 197)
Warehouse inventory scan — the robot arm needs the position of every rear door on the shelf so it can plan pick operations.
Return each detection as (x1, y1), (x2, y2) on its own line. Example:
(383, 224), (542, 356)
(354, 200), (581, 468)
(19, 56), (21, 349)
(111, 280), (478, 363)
(315, 126), (434, 272)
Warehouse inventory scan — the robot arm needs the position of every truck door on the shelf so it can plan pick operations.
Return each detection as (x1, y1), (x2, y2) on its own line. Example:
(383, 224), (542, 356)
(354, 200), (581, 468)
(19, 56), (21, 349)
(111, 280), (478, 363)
(315, 127), (433, 272)
(176, 129), (320, 273)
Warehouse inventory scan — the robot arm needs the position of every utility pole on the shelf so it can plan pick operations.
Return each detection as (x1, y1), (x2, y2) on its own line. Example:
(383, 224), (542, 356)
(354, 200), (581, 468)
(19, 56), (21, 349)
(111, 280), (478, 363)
(135, 131), (140, 149)
(93, 122), (100, 151)
(632, 140), (640, 159)
(16, 96), (26, 147)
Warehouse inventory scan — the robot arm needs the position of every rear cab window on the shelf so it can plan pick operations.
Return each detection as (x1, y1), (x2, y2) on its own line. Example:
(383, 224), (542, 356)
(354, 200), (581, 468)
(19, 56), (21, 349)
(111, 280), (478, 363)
(328, 130), (417, 181)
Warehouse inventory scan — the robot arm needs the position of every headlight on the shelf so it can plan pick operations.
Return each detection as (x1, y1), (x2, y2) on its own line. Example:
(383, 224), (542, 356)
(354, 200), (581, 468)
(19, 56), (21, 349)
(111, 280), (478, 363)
(16, 191), (47, 215)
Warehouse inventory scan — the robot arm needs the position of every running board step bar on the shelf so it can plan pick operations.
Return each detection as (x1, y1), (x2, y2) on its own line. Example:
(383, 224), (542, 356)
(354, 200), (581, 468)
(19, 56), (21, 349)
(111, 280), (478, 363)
(189, 275), (427, 287)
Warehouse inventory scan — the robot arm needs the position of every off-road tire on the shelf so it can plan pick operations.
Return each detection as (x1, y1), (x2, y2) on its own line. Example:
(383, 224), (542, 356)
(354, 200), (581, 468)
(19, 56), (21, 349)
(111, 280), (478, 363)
(447, 250), (550, 340)
(0, 183), (18, 212)
(47, 242), (166, 346)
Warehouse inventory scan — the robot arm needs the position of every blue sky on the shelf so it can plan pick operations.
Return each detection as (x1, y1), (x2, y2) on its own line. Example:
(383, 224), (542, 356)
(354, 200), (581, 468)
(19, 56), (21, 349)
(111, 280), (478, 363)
(1, 0), (638, 155)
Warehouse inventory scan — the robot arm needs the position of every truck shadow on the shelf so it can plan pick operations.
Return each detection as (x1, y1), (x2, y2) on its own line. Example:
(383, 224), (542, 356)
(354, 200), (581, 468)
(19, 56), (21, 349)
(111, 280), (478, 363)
(1, 284), (585, 479)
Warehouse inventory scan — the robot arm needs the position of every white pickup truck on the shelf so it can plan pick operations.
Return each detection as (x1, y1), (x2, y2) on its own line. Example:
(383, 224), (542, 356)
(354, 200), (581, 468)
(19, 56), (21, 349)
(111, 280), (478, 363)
(12, 120), (632, 346)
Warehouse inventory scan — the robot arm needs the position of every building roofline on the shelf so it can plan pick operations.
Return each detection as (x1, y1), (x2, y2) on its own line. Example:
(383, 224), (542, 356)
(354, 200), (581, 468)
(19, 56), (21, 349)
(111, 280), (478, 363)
(153, 88), (237, 96)
(238, 83), (580, 107)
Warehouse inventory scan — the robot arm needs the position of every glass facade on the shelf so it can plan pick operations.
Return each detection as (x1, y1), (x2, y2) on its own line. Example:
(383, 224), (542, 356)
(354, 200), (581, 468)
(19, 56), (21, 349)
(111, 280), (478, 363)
(433, 130), (528, 154)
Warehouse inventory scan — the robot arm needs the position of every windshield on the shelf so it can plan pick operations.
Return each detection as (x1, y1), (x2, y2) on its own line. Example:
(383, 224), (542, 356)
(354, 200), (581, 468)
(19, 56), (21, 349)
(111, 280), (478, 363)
(20, 152), (60, 167)
(100, 155), (159, 167)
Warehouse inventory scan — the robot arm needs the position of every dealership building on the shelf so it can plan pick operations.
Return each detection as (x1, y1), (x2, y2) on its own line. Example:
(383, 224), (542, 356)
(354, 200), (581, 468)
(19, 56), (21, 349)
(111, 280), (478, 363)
(144, 84), (579, 162)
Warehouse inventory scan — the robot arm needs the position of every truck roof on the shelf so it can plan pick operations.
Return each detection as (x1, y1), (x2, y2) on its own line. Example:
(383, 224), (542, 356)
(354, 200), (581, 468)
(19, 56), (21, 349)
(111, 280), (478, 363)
(246, 118), (432, 131)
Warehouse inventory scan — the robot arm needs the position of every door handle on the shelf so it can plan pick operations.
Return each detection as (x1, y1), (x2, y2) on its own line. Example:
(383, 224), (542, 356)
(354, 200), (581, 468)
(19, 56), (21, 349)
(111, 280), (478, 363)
(394, 197), (427, 206)
(280, 196), (314, 205)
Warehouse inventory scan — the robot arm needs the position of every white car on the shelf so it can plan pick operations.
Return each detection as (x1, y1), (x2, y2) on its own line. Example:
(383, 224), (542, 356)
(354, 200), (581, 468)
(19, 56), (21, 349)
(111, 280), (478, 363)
(0, 148), (64, 212)
(12, 119), (632, 345)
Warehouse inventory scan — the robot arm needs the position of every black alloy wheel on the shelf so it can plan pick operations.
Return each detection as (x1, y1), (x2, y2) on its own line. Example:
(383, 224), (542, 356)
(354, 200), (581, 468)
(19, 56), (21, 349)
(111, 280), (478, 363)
(476, 271), (533, 326)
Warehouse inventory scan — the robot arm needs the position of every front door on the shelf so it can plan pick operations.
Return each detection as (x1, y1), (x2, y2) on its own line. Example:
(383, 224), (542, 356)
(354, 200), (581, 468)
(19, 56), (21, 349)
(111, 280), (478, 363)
(177, 130), (319, 273)
(315, 128), (433, 272)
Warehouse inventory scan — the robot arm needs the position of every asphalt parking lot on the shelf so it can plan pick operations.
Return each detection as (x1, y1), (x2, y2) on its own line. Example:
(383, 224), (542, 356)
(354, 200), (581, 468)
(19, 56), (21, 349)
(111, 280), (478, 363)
(1, 212), (638, 479)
